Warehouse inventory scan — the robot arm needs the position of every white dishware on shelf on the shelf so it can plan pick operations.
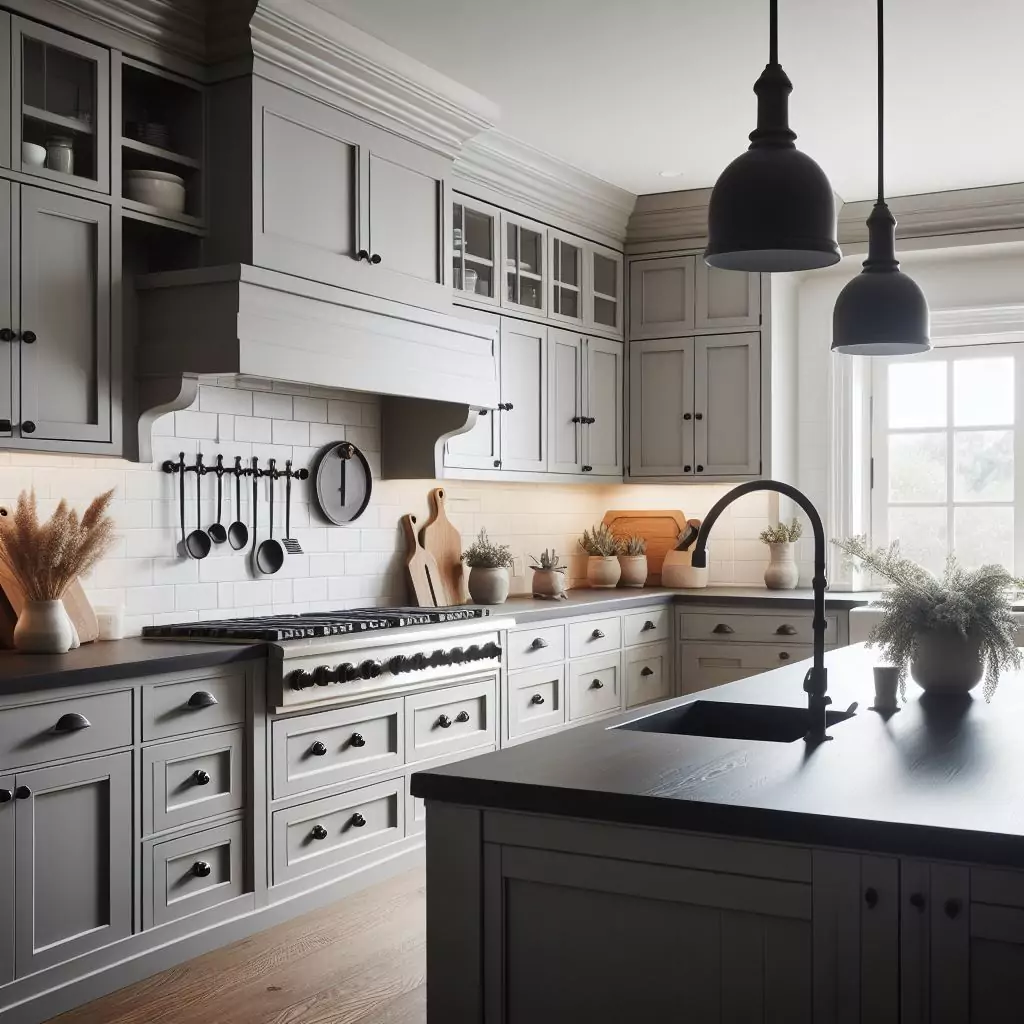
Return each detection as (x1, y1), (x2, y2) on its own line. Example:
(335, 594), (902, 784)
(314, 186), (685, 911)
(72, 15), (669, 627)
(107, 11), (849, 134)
(126, 169), (186, 215)
(45, 137), (74, 175)
(22, 142), (46, 168)
(463, 268), (478, 293)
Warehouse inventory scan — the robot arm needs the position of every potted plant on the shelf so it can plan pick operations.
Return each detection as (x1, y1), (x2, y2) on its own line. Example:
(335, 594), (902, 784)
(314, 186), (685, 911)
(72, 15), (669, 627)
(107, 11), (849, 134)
(462, 528), (513, 605)
(834, 536), (1023, 699)
(530, 549), (567, 600)
(579, 524), (621, 589)
(617, 535), (648, 588)
(759, 518), (803, 589)
(0, 489), (115, 653)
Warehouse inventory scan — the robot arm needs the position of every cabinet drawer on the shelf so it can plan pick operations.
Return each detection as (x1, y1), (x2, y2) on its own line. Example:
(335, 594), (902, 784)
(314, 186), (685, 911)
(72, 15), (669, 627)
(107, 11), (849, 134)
(678, 642), (833, 694)
(271, 698), (403, 799)
(142, 729), (245, 836)
(625, 643), (672, 708)
(0, 689), (132, 769)
(623, 607), (671, 647)
(272, 777), (404, 885)
(569, 653), (621, 721)
(405, 677), (496, 764)
(146, 819), (246, 929)
(507, 624), (565, 670)
(678, 609), (838, 646)
(507, 665), (566, 739)
(568, 616), (622, 658)
(142, 668), (247, 741)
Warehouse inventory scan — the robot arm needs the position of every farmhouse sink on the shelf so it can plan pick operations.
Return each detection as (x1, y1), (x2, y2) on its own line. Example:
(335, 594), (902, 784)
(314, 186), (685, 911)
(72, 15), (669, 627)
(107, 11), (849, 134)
(616, 700), (857, 744)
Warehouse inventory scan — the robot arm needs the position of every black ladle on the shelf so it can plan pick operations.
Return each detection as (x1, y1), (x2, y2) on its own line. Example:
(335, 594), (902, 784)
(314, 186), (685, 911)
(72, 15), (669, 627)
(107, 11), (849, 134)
(208, 455), (227, 544)
(228, 457), (248, 550)
(185, 454), (212, 560)
(177, 452), (188, 556)
(255, 459), (284, 575)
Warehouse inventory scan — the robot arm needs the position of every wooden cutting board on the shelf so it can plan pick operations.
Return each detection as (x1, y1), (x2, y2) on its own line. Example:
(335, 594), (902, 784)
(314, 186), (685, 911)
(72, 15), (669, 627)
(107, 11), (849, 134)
(419, 487), (465, 605)
(602, 509), (688, 585)
(402, 513), (449, 607)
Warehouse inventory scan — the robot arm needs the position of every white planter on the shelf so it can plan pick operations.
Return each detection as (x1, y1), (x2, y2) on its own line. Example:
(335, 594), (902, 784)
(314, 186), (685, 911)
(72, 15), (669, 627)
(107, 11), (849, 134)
(532, 568), (566, 599)
(587, 556), (621, 589)
(617, 555), (648, 588)
(764, 542), (799, 590)
(13, 600), (75, 654)
(911, 630), (984, 695)
(468, 566), (510, 605)
(661, 549), (708, 589)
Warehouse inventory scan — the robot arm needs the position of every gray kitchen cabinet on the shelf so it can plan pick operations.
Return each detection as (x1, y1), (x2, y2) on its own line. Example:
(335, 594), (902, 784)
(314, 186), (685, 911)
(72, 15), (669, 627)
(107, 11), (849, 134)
(0, 774), (11, 987)
(0, 14), (9, 169)
(587, 243), (623, 335)
(444, 400), (501, 470)
(0, 180), (11, 440)
(547, 328), (584, 474)
(549, 229), (584, 325)
(628, 336), (695, 476)
(695, 259), (761, 329)
(252, 77), (447, 313)
(501, 213), (546, 316)
(498, 319), (547, 472)
(14, 752), (131, 976)
(452, 194), (499, 305)
(694, 332), (760, 477)
(17, 185), (112, 446)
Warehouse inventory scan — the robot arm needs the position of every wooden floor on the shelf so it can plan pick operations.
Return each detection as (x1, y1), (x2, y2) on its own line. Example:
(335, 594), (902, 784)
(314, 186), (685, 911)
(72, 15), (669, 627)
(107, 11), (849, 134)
(53, 868), (427, 1024)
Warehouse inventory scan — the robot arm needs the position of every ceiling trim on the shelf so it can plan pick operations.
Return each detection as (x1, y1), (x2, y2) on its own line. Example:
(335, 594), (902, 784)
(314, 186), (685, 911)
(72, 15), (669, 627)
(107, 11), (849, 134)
(625, 188), (712, 253)
(455, 131), (636, 245)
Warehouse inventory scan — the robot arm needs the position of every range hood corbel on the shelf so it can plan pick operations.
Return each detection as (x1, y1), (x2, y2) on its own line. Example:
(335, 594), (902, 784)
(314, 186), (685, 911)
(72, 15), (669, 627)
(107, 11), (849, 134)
(380, 398), (485, 479)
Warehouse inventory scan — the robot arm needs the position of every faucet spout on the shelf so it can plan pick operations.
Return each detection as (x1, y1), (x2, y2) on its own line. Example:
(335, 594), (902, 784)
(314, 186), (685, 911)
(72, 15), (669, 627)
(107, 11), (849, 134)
(690, 479), (831, 744)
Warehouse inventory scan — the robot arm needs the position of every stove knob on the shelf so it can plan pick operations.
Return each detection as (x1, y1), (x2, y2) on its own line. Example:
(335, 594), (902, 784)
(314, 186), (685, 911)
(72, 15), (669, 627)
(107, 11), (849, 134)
(338, 662), (359, 682)
(466, 645), (481, 661)
(481, 642), (502, 659)
(359, 659), (382, 679)
(388, 655), (408, 674)
(290, 670), (315, 690)
(449, 647), (465, 664)
(313, 665), (333, 686)
(411, 653), (429, 671)
(429, 648), (447, 668)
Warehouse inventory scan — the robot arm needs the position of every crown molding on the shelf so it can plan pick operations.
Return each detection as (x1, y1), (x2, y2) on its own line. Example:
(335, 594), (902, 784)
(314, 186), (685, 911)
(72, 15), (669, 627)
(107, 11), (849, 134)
(247, 0), (498, 157)
(454, 131), (636, 246)
(625, 188), (712, 252)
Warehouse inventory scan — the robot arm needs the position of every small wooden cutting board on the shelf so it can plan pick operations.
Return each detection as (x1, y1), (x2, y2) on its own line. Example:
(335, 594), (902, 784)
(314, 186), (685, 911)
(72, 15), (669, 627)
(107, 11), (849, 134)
(419, 487), (465, 605)
(602, 509), (688, 585)
(402, 513), (448, 607)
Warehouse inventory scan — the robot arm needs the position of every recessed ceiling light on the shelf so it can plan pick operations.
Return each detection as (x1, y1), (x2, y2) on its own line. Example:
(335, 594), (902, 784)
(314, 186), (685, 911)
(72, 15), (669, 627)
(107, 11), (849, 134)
(658, 170), (683, 178)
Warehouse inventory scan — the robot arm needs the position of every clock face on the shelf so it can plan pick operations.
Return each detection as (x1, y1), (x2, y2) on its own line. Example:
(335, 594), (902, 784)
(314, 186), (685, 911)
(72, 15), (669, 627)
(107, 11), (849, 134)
(312, 442), (372, 525)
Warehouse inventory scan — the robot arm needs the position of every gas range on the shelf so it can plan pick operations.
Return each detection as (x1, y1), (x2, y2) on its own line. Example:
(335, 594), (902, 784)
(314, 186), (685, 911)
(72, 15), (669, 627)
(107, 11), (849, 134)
(143, 608), (513, 713)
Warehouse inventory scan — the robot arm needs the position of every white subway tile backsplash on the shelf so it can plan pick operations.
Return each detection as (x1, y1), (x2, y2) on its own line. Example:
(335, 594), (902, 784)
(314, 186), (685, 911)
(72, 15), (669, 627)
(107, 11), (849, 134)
(200, 387), (253, 416)
(293, 397), (327, 423)
(174, 410), (220, 440)
(327, 399), (363, 425)
(253, 392), (293, 420)
(272, 419), (309, 446)
(234, 417), (272, 443)
(309, 422), (341, 447)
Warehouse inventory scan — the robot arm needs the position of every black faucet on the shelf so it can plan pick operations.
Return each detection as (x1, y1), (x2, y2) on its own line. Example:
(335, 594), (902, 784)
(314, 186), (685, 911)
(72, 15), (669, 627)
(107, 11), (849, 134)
(690, 479), (831, 744)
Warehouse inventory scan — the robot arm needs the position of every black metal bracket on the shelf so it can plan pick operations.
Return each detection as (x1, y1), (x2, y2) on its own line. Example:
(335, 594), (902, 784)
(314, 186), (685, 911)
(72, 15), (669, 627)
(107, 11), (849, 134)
(162, 453), (310, 481)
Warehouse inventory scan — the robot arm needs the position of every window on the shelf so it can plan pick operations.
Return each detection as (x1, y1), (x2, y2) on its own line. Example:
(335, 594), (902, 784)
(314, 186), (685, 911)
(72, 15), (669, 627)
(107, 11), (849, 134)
(871, 343), (1024, 574)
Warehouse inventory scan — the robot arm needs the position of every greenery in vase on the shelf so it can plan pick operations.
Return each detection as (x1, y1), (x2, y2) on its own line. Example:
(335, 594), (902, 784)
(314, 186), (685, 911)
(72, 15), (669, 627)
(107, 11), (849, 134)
(618, 534), (647, 556)
(461, 529), (513, 569)
(530, 549), (566, 573)
(578, 523), (619, 557)
(759, 519), (803, 545)
(833, 535), (1024, 700)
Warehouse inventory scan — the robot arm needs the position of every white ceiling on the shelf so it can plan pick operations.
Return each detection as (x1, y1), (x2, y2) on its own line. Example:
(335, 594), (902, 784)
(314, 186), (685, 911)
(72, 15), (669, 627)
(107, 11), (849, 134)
(312, 0), (1024, 202)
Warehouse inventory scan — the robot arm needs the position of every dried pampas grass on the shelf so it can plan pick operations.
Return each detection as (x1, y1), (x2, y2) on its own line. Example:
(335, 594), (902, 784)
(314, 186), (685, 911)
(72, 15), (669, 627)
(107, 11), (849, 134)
(0, 489), (116, 601)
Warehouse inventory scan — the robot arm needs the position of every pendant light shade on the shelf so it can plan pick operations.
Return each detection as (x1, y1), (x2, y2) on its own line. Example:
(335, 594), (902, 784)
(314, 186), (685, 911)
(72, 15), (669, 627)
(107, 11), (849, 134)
(832, 0), (930, 356)
(705, 0), (840, 273)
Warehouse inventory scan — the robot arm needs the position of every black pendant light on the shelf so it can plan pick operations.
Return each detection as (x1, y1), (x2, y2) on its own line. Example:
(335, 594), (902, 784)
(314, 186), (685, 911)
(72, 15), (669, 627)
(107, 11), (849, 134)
(705, 0), (840, 272)
(832, 0), (929, 355)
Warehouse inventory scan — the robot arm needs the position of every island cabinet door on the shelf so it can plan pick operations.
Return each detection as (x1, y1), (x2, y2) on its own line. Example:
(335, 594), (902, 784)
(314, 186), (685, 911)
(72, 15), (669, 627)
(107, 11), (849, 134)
(483, 843), (813, 1024)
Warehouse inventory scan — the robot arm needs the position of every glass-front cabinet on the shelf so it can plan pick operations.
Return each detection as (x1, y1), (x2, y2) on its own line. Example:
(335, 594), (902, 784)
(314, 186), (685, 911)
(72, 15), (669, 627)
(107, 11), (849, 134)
(11, 18), (110, 193)
(502, 212), (546, 315)
(550, 230), (583, 323)
(452, 196), (498, 304)
(588, 245), (623, 334)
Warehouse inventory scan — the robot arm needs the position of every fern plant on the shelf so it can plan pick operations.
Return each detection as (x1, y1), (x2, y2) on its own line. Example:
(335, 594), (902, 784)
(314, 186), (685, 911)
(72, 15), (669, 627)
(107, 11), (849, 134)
(462, 529), (513, 569)
(760, 519), (803, 545)
(833, 536), (1024, 701)
(579, 523), (619, 557)
(530, 549), (566, 572)
(618, 534), (647, 556)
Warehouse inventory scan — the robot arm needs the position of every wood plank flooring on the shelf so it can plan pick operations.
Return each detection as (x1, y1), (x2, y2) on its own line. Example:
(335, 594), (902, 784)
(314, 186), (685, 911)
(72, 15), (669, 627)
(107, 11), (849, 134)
(53, 868), (427, 1024)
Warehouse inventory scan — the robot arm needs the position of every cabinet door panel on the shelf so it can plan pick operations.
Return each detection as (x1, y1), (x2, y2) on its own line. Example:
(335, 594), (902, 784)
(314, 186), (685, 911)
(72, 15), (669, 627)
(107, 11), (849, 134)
(14, 752), (131, 976)
(445, 405), (500, 469)
(549, 231), (583, 324)
(0, 180), (11, 437)
(694, 332), (760, 477)
(501, 214), (546, 316)
(628, 337), (693, 476)
(19, 186), (111, 443)
(628, 256), (695, 338)
(0, 15), (9, 169)
(588, 244), (623, 335)
(584, 337), (623, 476)
(499, 319), (547, 472)
(547, 328), (582, 474)
(696, 263), (761, 329)
(0, 773), (12, 986)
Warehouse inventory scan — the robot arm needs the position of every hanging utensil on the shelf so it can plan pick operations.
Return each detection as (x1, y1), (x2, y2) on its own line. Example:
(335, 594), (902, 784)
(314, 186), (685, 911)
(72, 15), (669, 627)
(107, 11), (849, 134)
(184, 454), (212, 560)
(176, 452), (188, 557)
(255, 459), (285, 575)
(282, 460), (304, 555)
(208, 454), (228, 545)
(249, 457), (260, 573)
(228, 456), (249, 551)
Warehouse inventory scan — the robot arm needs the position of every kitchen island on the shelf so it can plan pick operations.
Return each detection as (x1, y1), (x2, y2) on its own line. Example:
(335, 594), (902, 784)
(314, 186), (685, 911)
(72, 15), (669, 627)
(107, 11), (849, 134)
(413, 643), (1024, 1023)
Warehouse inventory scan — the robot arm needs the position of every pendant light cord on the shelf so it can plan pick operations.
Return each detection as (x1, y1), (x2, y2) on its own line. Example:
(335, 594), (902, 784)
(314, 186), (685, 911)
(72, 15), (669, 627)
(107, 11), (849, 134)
(876, 0), (884, 204)
(769, 0), (778, 64)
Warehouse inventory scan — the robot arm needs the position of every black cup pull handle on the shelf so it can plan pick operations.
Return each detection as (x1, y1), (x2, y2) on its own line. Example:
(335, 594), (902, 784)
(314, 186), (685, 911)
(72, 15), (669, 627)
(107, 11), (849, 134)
(712, 623), (734, 634)
(641, 666), (654, 677)
(55, 713), (91, 732)
(642, 620), (656, 631)
(192, 861), (212, 878)
(864, 887), (879, 909)
(531, 637), (549, 650)
(779, 651), (791, 661)
(187, 691), (218, 709)
(591, 629), (605, 639)
(776, 624), (799, 636)
(530, 694), (545, 705)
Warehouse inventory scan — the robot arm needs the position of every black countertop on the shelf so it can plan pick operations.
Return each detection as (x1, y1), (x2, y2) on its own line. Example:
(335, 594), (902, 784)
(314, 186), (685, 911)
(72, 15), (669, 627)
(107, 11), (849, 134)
(413, 644), (1024, 868)
(0, 638), (268, 695)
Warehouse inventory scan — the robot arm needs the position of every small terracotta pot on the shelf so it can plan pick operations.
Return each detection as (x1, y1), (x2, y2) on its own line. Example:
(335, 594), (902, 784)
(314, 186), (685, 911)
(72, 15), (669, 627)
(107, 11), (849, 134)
(587, 555), (621, 589)
(532, 568), (566, 599)
(467, 566), (510, 605)
(911, 630), (984, 694)
(13, 599), (75, 654)
(764, 542), (799, 590)
(617, 554), (648, 588)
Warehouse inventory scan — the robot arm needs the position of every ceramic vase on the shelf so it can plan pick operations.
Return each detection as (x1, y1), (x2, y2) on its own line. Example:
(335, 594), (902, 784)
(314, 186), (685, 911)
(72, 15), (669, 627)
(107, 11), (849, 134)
(764, 542), (800, 590)
(532, 568), (566, 599)
(13, 600), (75, 654)
(468, 566), (510, 605)
(617, 555), (648, 588)
(911, 630), (984, 695)
(587, 555), (621, 589)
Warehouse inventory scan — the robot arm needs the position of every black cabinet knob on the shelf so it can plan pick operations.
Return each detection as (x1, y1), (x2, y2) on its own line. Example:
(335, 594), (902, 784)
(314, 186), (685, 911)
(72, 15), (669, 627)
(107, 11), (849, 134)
(14, 786), (30, 800)
(683, 412), (692, 421)
(455, 710), (470, 723)
(187, 691), (218, 708)
(314, 665), (333, 686)
(356, 249), (370, 262)
(192, 861), (212, 878)
(21, 330), (36, 344)
(449, 647), (465, 664)
(411, 653), (429, 671)
(310, 824), (328, 841)
(0, 329), (13, 342)
(0, 790), (11, 803)
(340, 662), (359, 682)
(779, 652), (790, 661)
(481, 642), (502, 659)
(387, 655), (408, 674)
(591, 629), (605, 639)
(466, 645), (481, 661)
(310, 740), (328, 756)
(684, 464), (692, 473)
(944, 898), (962, 919)
(586, 416), (596, 424)
(429, 649), (447, 668)
(571, 415), (582, 423)
(712, 623), (734, 634)
(531, 637), (548, 650)
(591, 679), (604, 690)
(55, 712), (91, 732)
(582, 465), (593, 472)
(864, 887), (879, 909)
(641, 666), (654, 677)
(493, 460), (501, 468)
(369, 253), (382, 265)
(530, 694), (545, 705)
(359, 659), (382, 679)
(350, 812), (367, 828)
(909, 892), (926, 910)
(21, 421), (35, 434)
(695, 412), (703, 420)
(437, 714), (452, 729)
(290, 670), (313, 690)
(193, 769), (211, 786)
(350, 732), (366, 748)
(696, 465), (704, 473)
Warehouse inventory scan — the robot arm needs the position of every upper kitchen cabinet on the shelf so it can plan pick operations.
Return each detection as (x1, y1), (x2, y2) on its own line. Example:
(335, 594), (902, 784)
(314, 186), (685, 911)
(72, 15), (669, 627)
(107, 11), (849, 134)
(587, 244), (623, 335)
(629, 337), (695, 477)
(10, 18), (111, 194)
(452, 195), (499, 305)
(502, 212), (546, 316)
(0, 14), (9, 169)
(629, 255), (759, 339)
(549, 230), (584, 324)
(248, 78), (448, 312)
